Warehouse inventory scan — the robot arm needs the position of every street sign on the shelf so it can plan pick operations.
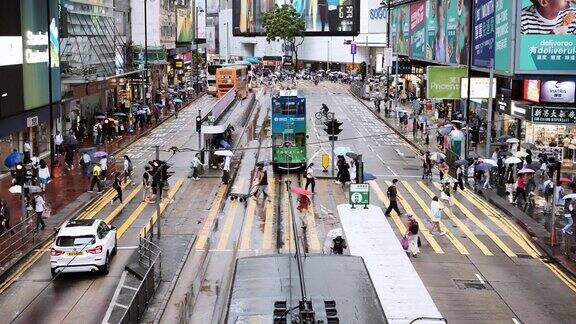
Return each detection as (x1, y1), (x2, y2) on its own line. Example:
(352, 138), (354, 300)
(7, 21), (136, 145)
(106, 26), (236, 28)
(349, 183), (370, 208)
(383, 48), (393, 67)
(26, 116), (38, 127)
(321, 153), (330, 172)
(351, 43), (357, 55)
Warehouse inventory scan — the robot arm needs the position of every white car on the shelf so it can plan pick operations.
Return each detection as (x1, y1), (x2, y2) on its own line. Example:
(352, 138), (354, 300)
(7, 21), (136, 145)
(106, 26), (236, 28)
(50, 219), (117, 277)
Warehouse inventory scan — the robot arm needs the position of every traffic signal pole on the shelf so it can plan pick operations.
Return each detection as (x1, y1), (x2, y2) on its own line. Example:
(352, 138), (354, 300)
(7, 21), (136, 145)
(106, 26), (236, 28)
(156, 145), (161, 239)
(331, 118), (335, 177)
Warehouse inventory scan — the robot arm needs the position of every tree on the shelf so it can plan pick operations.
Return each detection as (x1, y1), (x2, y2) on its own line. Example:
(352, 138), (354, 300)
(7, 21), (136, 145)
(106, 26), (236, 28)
(262, 5), (306, 71)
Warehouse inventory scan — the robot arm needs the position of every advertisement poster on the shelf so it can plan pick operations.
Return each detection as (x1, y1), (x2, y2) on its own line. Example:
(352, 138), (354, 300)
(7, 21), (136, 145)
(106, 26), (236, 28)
(196, 0), (206, 39)
(176, 6), (194, 43)
(472, 0), (495, 68)
(425, 0), (447, 62)
(540, 81), (576, 103)
(233, 0), (360, 36)
(427, 66), (467, 99)
(517, 0), (576, 73)
(494, 0), (513, 73)
(446, 0), (470, 65)
(410, 0), (427, 58)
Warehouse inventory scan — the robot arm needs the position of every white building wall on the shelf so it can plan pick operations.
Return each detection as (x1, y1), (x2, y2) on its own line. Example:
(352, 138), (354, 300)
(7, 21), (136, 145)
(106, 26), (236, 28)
(130, 0), (161, 47)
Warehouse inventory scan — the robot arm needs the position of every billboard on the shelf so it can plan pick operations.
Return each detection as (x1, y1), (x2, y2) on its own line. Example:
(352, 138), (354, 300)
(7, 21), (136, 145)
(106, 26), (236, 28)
(410, 1), (426, 59)
(390, 4), (410, 56)
(176, 6), (194, 44)
(196, 0), (206, 40)
(427, 66), (467, 99)
(232, 0), (360, 36)
(523, 79), (541, 103)
(540, 81), (576, 104)
(516, 0), (576, 74)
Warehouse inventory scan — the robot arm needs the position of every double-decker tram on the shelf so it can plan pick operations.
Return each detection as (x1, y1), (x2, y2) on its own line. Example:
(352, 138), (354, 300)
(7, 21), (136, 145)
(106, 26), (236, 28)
(271, 90), (307, 173)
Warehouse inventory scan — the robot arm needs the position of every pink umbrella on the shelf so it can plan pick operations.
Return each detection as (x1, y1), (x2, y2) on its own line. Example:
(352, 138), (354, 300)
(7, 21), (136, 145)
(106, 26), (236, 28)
(290, 187), (312, 196)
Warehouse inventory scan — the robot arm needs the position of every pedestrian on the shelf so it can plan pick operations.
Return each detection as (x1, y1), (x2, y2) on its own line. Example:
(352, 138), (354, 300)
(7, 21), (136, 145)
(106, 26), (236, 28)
(64, 145), (74, 170)
(332, 236), (347, 255)
(222, 156), (231, 184)
(142, 166), (152, 202)
(30, 154), (40, 181)
(542, 178), (554, 213)
(336, 156), (350, 185)
(385, 179), (401, 217)
(513, 174), (527, 205)
(422, 152), (432, 180)
(429, 196), (445, 236)
(23, 139), (32, 164)
(563, 198), (574, 234)
(111, 172), (123, 205)
(38, 159), (50, 192)
(482, 168), (492, 190)
(0, 200), (14, 236)
(440, 183), (453, 211)
(92, 123), (99, 144)
(33, 193), (46, 233)
(412, 117), (418, 138)
(453, 165), (465, 192)
(297, 194), (311, 213)
(404, 214), (420, 257)
(189, 153), (201, 180)
(305, 163), (316, 193)
(88, 163), (103, 193)
(254, 166), (270, 201)
(81, 151), (91, 178)
(123, 155), (135, 185)
(438, 159), (449, 180)
(100, 155), (108, 181)
(54, 131), (64, 156)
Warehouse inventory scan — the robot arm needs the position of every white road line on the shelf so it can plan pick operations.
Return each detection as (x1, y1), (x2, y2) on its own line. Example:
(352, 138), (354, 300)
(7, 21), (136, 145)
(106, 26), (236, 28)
(512, 318), (522, 324)
(475, 273), (486, 285)
(367, 144), (375, 152)
(117, 246), (138, 250)
(386, 166), (397, 176)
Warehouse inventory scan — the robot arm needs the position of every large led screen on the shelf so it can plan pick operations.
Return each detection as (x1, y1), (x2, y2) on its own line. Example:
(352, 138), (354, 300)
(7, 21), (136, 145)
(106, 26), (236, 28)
(232, 0), (360, 36)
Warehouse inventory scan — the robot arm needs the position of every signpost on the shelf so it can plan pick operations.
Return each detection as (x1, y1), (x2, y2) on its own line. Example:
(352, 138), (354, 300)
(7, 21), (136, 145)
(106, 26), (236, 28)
(349, 183), (370, 209)
(321, 153), (330, 173)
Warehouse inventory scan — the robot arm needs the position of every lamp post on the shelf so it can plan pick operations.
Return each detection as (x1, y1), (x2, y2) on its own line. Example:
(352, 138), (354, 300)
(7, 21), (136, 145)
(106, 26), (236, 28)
(144, 0), (148, 101)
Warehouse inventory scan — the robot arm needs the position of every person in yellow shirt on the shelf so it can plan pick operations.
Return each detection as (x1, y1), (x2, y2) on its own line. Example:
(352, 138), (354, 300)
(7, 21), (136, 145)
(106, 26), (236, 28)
(88, 163), (103, 193)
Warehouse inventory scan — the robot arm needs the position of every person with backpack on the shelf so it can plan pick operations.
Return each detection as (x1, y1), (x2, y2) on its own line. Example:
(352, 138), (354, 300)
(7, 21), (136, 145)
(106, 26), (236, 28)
(562, 198), (574, 235)
(404, 214), (420, 257)
(385, 179), (401, 217)
(123, 155), (135, 185)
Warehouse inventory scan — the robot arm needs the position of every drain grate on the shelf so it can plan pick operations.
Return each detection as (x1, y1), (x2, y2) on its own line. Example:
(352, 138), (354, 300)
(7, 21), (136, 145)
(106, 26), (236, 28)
(454, 279), (492, 290)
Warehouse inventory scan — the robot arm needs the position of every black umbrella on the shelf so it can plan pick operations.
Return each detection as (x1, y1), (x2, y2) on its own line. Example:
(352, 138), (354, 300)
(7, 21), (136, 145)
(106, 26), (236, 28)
(455, 159), (468, 167)
(113, 112), (127, 117)
(497, 134), (513, 141)
(500, 151), (513, 157)
(521, 142), (537, 150)
(468, 152), (479, 159)
(527, 161), (542, 170)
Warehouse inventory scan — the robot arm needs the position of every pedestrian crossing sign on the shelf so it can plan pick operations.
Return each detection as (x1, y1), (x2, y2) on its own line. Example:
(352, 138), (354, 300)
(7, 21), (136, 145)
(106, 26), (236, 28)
(350, 183), (370, 208)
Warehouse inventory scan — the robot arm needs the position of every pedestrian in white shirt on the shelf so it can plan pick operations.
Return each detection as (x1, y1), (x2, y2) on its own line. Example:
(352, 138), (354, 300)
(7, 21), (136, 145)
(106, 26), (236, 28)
(38, 160), (50, 191)
(24, 139), (32, 164)
(189, 153), (201, 180)
(100, 156), (108, 180)
(54, 131), (64, 156)
(81, 152), (91, 178)
(123, 155), (135, 185)
(222, 156), (231, 184)
(34, 194), (46, 232)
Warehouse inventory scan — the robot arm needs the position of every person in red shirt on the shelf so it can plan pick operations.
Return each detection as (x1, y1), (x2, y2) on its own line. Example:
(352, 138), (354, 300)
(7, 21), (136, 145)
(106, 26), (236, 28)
(513, 174), (527, 205)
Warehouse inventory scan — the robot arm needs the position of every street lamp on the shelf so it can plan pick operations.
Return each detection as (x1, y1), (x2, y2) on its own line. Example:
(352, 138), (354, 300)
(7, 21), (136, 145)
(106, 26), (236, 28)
(223, 22), (230, 63)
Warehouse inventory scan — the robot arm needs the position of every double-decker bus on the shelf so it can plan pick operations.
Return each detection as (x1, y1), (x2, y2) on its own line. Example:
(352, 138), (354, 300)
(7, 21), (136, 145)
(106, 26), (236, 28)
(271, 90), (307, 172)
(208, 62), (252, 96)
(216, 65), (249, 99)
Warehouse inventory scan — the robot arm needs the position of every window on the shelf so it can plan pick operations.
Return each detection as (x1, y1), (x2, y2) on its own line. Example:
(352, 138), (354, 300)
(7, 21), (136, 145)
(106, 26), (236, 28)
(97, 223), (108, 239)
(295, 134), (305, 146)
(56, 235), (96, 247)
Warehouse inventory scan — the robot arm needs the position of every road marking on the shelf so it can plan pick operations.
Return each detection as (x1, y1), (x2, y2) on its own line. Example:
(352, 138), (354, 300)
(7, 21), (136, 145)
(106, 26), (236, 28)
(400, 181), (469, 255)
(431, 183), (516, 258)
(239, 183), (258, 250)
(417, 182), (493, 256)
(116, 199), (148, 238)
(305, 207), (322, 252)
(262, 180), (276, 251)
(386, 180), (444, 254)
(194, 185), (228, 250)
(117, 246), (138, 250)
(367, 144), (375, 152)
(217, 180), (245, 250)
(475, 273), (486, 285)
(104, 184), (143, 224)
(138, 179), (184, 237)
(512, 318), (521, 324)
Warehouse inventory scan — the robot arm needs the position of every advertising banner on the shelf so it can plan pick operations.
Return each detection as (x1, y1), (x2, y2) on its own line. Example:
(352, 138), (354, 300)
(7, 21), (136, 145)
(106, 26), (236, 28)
(494, 0), (513, 73)
(196, 0), (206, 39)
(233, 0), (360, 36)
(410, 1), (426, 59)
(207, 0), (220, 14)
(176, 6), (194, 43)
(531, 106), (576, 124)
(427, 66), (467, 99)
(540, 81), (576, 103)
(460, 78), (497, 99)
(367, 0), (387, 34)
(523, 80), (541, 102)
(446, 0), (470, 65)
(472, 0), (495, 68)
(516, 0), (576, 74)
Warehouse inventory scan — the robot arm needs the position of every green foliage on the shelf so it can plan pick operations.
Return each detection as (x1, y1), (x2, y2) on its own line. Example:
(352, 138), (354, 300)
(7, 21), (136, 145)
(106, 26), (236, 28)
(262, 4), (306, 43)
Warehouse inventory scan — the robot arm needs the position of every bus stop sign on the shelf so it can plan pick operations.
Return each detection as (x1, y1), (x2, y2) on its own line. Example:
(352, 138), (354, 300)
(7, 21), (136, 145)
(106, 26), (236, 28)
(350, 183), (370, 208)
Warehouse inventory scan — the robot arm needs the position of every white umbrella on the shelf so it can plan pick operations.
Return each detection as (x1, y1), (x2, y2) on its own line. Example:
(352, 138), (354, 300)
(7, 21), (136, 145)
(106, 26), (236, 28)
(8, 185), (21, 194)
(326, 228), (344, 238)
(506, 138), (520, 144)
(563, 193), (576, 200)
(481, 159), (498, 166)
(514, 151), (529, 158)
(518, 168), (536, 174)
(504, 156), (522, 164)
(214, 150), (234, 157)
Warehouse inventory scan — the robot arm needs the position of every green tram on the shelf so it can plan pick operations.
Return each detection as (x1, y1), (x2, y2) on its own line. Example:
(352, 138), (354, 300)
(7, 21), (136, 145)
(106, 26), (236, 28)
(271, 90), (307, 173)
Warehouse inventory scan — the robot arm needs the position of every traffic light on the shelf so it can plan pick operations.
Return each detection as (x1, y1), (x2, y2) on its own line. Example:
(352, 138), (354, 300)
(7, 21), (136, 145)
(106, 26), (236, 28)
(196, 115), (202, 133)
(160, 162), (173, 182)
(14, 163), (25, 186)
(324, 119), (343, 141)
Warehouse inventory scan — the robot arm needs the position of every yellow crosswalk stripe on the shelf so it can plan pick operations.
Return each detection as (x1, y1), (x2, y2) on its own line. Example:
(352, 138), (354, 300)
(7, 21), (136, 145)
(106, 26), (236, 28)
(385, 181), (444, 254)
(370, 181), (406, 234)
(138, 179), (184, 237)
(417, 182), (493, 256)
(239, 187), (258, 251)
(217, 180), (246, 250)
(400, 181), (469, 255)
(195, 185), (227, 250)
(431, 183), (516, 257)
(460, 190), (540, 258)
(262, 180), (276, 251)
(305, 208), (322, 252)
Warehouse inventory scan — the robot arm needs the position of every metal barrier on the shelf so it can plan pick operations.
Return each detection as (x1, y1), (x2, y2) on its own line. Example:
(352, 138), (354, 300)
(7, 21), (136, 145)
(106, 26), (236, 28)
(0, 213), (38, 268)
(119, 234), (162, 324)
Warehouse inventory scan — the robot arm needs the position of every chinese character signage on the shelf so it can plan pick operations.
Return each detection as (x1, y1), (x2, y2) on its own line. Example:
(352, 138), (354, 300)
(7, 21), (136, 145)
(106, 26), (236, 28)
(531, 107), (576, 124)
(516, 0), (576, 74)
(472, 0), (513, 74)
(427, 66), (468, 99)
